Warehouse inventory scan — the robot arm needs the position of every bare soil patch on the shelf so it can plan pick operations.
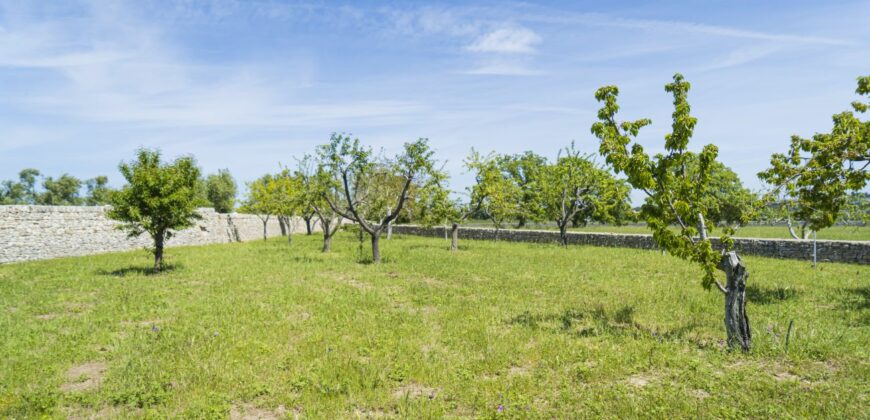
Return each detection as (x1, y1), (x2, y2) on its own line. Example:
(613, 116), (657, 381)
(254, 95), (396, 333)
(393, 383), (439, 400)
(627, 373), (655, 388)
(354, 407), (392, 418)
(61, 362), (107, 392)
(230, 403), (290, 420)
(508, 365), (531, 377)
(691, 389), (711, 399)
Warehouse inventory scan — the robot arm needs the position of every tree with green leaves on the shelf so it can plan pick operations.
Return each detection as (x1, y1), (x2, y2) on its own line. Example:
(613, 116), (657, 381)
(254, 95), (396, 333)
(318, 133), (437, 263)
(1, 168), (41, 204)
(539, 143), (632, 246)
(241, 174), (279, 241)
(687, 158), (757, 229)
(271, 169), (303, 245)
(498, 151), (547, 228)
(108, 149), (202, 271)
(298, 155), (343, 252)
(759, 75), (869, 239)
(85, 176), (114, 205)
(470, 151), (522, 236)
(415, 163), (470, 251)
(838, 192), (870, 226)
(205, 169), (237, 213)
(592, 74), (752, 350)
(38, 174), (83, 205)
(293, 166), (322, 235)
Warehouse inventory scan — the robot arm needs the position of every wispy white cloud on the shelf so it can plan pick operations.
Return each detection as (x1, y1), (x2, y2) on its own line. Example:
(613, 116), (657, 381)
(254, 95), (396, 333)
(698, 44), (785, 72)
(462, 62), (544, 76)
(0, 2), (424, 130)
(528, 12), (854, 46)
(467, 27), (541, 54)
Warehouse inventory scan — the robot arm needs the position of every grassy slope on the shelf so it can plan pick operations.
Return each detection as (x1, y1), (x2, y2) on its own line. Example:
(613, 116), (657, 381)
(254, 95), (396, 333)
(0, 233), (867, 418)
(463, 222), (870, 241)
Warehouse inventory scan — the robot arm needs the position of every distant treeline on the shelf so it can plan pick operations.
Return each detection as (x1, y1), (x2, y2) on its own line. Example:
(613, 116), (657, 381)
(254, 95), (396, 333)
(0, 168), (237, 212)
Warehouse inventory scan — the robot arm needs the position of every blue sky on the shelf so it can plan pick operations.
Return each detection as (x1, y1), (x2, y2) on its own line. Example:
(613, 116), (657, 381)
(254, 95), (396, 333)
(1, 0), (868, 201)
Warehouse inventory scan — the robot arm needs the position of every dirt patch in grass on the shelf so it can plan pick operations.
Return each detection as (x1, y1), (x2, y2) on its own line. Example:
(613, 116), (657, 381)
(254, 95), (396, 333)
(230, 403), (290, 420)
(508, 365), (531, 377)
(287, 311), (311, 323)
(773, 371), (800, 382)
(393, 383), (439, 400)
(691, 389), (711, 399)
(627, 373), (656, 388)
(63, 404), (131, 419)
(36, 313), (58, 320)
(61, 362), (107, 392)
(354, 407), (391, 418)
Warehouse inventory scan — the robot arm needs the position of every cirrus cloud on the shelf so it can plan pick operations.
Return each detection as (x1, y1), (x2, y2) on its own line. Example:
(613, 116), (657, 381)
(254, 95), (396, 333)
(467, 27), (541, 54)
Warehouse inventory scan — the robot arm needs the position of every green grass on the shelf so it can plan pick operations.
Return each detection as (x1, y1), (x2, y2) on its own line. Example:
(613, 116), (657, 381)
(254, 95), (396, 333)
(464, 221), (870, 241)
(1, 233), (868, 418)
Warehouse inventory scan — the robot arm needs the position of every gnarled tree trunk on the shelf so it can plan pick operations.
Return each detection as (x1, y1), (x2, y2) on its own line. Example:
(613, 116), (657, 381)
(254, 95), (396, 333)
(450, 223), (459, 251)
(718, 251), (752, 351)
(320, 218), (340, 253)
(557, 221), (569, 247)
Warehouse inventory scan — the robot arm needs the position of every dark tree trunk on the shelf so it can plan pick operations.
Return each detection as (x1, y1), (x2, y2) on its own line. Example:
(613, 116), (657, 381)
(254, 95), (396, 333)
(719, 251), (752, 351)
(516, 217), (526, 229)
(278, 216), (287, 236)
(304, 216), (313, 235)
(450, 223), (459, 251)
(287, 219), (292, 245)
(371, 233), (381, 263)
(153, 231), (165, 271)
(557, 221), (569, 246)
(322, 233), (332, 252)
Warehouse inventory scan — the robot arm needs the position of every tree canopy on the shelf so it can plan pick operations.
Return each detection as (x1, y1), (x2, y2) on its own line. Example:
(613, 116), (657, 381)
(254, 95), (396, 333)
(318, 133), (438, 263)
(205, 169), (237, 213)
(759, 75), (869, 235)
(539, 143), (632, 245)
(108, 149), (202, 271)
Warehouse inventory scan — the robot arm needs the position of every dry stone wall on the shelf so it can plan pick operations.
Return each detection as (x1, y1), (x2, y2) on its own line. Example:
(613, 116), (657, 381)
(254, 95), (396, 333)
(392, 225), (869, 265)
(0, 205), (313, 264)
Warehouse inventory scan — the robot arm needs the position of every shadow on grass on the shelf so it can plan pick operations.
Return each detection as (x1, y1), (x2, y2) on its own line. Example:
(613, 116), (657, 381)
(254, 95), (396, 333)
(837, 286), (870, 311)
(746, 285), (800, 305)
(97, 264), (180, 277)
(836, 286), (869, 326)
(508, 305), (701, 342)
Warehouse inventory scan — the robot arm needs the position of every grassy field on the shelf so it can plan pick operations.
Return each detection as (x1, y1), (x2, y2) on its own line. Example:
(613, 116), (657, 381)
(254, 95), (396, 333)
(1, 233), (867, 418)
(464, 222), (870, 241)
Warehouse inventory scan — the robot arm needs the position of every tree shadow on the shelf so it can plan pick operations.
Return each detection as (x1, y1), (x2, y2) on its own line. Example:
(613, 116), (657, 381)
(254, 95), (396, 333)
(96, 264), (180, 277)
(745, 285), (800, 305)
(836, 286), (869, 326)
(508, 305), (700, 342)
(837, 285), (870, 311)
